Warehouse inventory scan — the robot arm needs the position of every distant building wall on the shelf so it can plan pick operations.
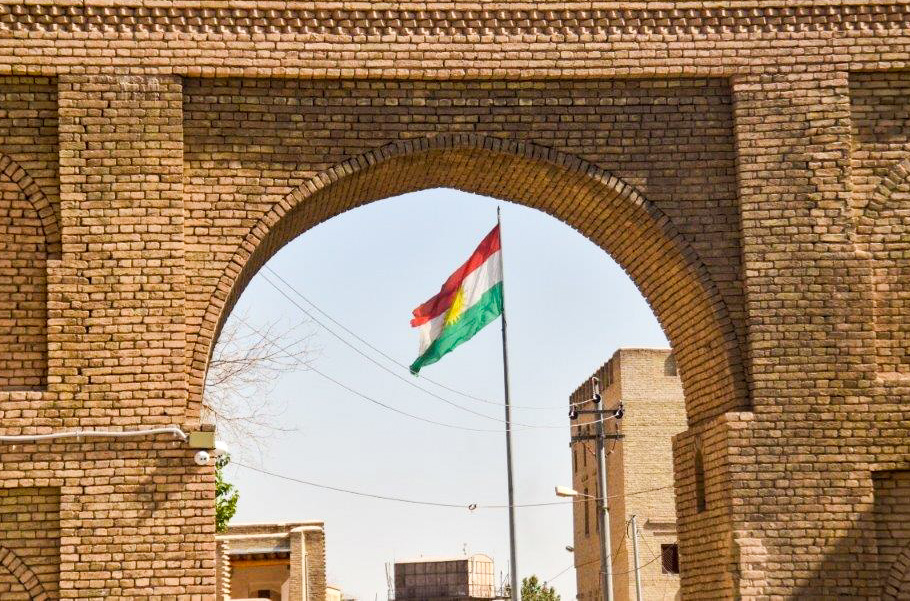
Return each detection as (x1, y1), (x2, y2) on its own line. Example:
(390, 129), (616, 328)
(394, 555), (495, 601)
(570, 349), (686, 601)
(326, 584), (343, 601)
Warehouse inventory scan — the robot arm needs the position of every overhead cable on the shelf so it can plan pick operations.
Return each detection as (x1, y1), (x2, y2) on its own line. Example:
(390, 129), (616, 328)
(233, 461), (673, 510)
(264, 266), (568, 410)
(256, 272), (612, 429)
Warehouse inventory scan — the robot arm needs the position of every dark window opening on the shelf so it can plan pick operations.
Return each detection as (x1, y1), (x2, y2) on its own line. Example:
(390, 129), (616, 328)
(583, 488), (590, 536)
(694, 445), (707, 513)
(256, 590), (279, 600)
(661, 544), (680, 575)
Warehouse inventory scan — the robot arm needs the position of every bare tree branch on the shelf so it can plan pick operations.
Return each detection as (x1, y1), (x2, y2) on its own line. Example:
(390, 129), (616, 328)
(203, 310), (316, 456)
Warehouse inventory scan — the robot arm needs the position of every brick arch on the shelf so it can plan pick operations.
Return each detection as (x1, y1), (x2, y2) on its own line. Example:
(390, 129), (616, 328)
(0, 152), (55, 390)
(189, 134), (749, 426)
(856, 156), (910, 375)
(0, 546), (50, 601)
(0, 153), (60, 260)
(883, 544), (910, 600)
(858, 156), (910, 232)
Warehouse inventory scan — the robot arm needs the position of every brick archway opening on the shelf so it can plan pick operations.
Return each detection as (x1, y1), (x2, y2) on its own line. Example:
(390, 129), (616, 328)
(189, 135), (749, 428)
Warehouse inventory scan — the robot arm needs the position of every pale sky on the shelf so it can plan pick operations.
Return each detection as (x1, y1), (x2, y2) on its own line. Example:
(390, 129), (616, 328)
(220, 188), (668, 601)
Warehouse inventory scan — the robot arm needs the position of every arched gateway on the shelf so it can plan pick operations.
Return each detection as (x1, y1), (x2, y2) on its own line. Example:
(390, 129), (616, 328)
(0, 2), (907, 599)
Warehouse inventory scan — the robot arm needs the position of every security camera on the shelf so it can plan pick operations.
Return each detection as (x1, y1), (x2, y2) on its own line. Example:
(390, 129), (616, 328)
(568, 407), (578, 420)
(211, 440), (230, 458)
(194, 450), (211, 466)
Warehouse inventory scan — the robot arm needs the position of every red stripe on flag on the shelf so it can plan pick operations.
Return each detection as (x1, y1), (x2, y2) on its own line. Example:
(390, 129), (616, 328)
(410, 225), (501, 327)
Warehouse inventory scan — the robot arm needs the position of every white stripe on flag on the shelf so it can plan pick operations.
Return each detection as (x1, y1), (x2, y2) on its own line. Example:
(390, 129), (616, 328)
(416, 250), (503, 354)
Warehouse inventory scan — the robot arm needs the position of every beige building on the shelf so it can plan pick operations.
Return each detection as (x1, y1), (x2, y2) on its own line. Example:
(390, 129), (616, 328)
(394, 555), (495, 601)
(570, 349), (687, 601)
(215, 522), (328, 601)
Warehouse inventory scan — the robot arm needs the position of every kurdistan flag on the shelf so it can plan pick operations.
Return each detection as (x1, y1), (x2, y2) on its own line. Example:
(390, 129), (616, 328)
(410, 224), (504, 374)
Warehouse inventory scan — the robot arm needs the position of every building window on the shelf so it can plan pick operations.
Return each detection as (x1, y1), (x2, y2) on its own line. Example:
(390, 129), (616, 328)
(256, 590), (279, 600)
(661, 544), (680, 575)
(694, 443), (707, 513)
(583, 487), (590, 536)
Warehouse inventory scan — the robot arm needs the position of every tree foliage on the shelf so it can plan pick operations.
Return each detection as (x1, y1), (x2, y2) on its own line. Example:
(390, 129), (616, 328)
(215, 455), (239, 533)
(521, 576), (560, 601)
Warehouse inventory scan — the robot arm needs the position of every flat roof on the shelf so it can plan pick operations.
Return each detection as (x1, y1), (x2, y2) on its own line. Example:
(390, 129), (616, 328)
(395, 554), (493, 564)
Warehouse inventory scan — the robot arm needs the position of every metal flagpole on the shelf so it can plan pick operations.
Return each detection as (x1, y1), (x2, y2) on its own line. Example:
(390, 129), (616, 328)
(497, 206), (520, 601)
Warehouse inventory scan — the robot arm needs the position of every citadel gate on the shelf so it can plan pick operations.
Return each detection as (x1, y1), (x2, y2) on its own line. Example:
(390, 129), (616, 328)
(0, 2), (908, 599)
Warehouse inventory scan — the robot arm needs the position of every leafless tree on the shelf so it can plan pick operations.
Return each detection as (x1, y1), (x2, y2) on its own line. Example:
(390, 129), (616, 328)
(203, 312), (315, 455)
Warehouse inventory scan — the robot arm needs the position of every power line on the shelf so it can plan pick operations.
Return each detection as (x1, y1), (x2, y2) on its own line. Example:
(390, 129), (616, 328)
(232, 461), (673, 510)
(264, 266), (569, 410)
(543, 517), (668, 586)
(239, 285), (615, 431)
(310, 365), (511, 434)
(234, 314), (575, 434)
(260, 272), (513, 425)
(233, 315), (506, 433)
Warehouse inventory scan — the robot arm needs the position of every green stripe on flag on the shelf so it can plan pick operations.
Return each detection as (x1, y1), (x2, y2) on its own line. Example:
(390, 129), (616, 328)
(410, 282), (504, 374)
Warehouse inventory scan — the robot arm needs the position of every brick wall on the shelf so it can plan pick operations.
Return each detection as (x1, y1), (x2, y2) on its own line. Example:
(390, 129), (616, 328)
(851, 71), (910, 377)
(0, 174), (47, 389)
(0, 2), (905, 598)
(0, 77), (58, 390)
(873, 471), (910, 599)
(182, 76), (748, 424)
(0, 486), (59, 599)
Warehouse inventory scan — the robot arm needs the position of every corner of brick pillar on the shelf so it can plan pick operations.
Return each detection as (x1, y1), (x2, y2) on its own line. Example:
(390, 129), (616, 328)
(215, 538), (231, 601)
(673, 410), (761, 599)
(290, 527), (308, 601)
(730, 531), (768, 601)
(290, 525), (327, 601)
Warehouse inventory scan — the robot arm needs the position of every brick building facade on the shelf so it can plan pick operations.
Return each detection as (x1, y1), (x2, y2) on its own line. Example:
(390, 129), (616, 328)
(0, 2), (907, 598)
(570, 349), (686, 601)
(215, 522), (326, 601)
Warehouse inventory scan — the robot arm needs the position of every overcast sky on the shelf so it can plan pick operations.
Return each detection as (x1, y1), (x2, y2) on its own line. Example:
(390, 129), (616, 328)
(220, 188), (668, 601)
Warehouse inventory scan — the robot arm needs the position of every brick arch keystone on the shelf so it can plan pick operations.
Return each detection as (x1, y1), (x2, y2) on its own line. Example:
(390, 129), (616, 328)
(0, 546), (50, 601)
(188, 134), (749, 426)
(0, 153), (60, 259)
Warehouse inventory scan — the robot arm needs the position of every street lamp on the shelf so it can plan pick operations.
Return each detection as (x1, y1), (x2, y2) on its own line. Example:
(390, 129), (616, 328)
(555, 486), (579, 498)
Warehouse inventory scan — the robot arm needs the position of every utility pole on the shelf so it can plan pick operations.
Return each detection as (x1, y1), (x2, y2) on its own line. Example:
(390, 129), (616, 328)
(569, 377), (624, 601)
(592, 377), (615, 601)
(630, 515), (643, 601)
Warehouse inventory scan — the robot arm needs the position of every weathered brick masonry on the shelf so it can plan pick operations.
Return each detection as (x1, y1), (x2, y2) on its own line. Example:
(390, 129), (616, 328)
(0, 1), (907, 599)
